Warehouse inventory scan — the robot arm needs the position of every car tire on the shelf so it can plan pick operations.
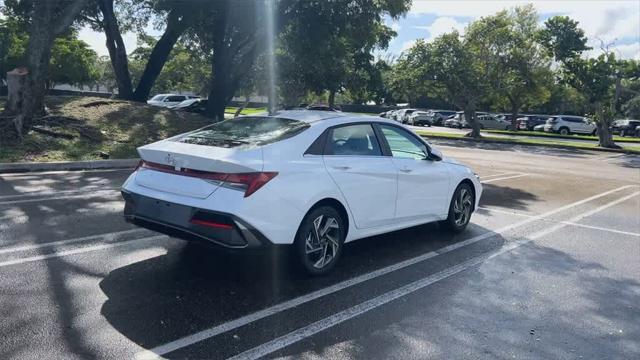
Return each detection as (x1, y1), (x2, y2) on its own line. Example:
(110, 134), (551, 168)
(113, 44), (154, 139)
(441, 183), (474, 233)
(559, 127), (570, 135)
(294, 206), (346, 276)
(620, 130), (626, 137)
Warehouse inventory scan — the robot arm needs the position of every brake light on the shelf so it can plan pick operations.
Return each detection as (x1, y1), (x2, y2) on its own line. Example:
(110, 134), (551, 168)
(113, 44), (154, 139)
(137, 160), (277, 197)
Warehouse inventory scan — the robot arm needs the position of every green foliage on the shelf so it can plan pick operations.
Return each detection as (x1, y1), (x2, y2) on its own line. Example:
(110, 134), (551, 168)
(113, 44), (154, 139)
(49, 35), (99, 87)
(277, 0), (411, 106)
(538, 16), (590, 62)
(129, 35), (210, 95)
(623, 96), (640, 119)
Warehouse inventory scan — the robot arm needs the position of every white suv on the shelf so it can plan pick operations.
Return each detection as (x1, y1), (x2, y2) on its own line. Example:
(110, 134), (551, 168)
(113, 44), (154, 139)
(544, 115), (596, 135)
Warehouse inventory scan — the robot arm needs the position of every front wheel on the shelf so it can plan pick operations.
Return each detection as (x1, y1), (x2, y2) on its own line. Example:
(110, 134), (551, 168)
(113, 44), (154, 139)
(620, 130), (626, 137)
(441, 183), (474, 233)
(294, 206), (345, 276)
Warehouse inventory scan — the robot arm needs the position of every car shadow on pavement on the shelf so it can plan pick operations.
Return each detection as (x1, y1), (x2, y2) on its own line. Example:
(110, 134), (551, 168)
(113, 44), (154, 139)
(478, 183), (539, 211)
(272, 241), (640, 360)
(97, 221), (499, 355)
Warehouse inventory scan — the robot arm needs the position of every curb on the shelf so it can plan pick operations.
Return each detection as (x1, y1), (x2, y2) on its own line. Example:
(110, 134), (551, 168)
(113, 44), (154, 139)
(0, 158), (140, 174)
(419, 134), (640, 155)
(483, 130), (640, 144)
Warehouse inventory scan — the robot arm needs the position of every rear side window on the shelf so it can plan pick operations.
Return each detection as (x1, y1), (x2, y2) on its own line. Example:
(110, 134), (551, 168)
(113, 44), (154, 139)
(167, 95), (186, 102)
(177, 117), (309, 149)
(326, 124), (382, 156)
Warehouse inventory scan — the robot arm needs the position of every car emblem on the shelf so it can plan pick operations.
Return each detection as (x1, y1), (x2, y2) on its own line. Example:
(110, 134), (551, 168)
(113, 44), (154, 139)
(165, 154), (181, 171)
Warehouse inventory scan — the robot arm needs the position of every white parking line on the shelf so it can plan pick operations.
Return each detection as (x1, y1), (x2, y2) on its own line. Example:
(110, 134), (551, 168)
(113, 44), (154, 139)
(0, 186), (118, 200)
(478, 206), (640, 237)
(0, 189), (121, 205)
(0, 235), (167, 268)
(0, 229), (146, 255)
(479, 172), (513, 179)
(481, 173), (529, 183)
(229, 190), (639, 360)
(134, 184), (635, 359)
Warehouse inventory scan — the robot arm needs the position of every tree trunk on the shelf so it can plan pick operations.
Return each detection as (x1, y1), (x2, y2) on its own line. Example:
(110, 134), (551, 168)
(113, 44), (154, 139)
(596, 120), (616, 148)
(98, 0), (133, 100)
(234, 94), (251, 118)
(205, 52), (229, 121)
(464, 105), (480, 138)
(328, 90), (336, 108)
(131, 10), (188, 102)
(510, 100), (520, 132)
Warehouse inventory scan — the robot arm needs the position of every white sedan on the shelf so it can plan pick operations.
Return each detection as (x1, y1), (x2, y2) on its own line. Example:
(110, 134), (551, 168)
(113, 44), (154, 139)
(121, 111), (482, 275)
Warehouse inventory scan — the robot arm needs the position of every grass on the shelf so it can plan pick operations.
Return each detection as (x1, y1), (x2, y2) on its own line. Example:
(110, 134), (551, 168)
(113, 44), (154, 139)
(414, 130), (640, 154)
(224, 106), (267, 115)
(485, 129), (640, 143)
(0, 96), (213, 162)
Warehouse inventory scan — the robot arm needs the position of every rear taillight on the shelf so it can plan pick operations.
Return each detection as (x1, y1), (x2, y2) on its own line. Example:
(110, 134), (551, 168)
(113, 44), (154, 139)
(137, 160), (277, 197)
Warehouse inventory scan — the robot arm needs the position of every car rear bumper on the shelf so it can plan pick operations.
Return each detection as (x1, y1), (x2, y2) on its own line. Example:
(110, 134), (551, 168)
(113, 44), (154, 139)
(122, 190), (272, 250)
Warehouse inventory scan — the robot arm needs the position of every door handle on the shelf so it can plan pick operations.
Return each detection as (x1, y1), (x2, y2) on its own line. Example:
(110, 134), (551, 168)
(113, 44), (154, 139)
(332, 165), (351, 170)
(399, 167), (412, 173)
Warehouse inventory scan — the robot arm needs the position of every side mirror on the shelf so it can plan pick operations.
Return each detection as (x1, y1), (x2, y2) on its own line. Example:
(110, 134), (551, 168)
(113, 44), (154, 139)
(427, 146), (443, 161)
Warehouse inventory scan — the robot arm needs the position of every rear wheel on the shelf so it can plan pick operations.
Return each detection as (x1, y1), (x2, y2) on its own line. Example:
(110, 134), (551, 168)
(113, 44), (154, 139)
(441, 183), (474, 233)
(620, 129), (626, 137)
(294, 206), (345, 276)
(559, 127), (570, 135)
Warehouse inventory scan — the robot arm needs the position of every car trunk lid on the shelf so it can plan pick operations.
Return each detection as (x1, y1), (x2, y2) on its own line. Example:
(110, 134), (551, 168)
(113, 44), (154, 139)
(134, 140), (263, 199)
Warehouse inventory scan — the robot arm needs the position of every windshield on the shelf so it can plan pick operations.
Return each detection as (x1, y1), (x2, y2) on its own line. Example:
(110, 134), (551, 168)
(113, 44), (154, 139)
(150, 95), (166, 101)
(176, 117), (309, 148)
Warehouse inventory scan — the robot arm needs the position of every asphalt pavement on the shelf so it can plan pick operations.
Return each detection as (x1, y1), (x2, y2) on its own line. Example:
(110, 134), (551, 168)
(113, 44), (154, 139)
(1, 141), (639, 359)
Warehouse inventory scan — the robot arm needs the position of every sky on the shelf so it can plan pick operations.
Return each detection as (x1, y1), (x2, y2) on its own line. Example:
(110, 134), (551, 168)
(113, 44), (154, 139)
(385, 0), (640, 60)
(4, 0), (636, 60)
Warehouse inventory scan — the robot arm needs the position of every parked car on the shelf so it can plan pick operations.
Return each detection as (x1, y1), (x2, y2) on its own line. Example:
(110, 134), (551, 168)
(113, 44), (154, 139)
(121, 111), (482, 275)
(407, 111), (433, 126)
(445, 111), (491, 129)
(479, 114), (511, 130)
(516, 115), (549, 131)
(394, 108), (418, 124)
(424, 110), (457, 126)
(169, 98), (208, 113)
(636, 125), (640, 137)
(544, 115), (596, 135)
(533, 124), (545, 132)
(610, 119), (640, 137)
(148, 94), (198, 107)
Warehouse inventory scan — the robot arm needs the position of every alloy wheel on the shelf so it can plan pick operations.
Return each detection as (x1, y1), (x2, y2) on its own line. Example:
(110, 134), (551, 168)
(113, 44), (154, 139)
(453, 188), (473, 226)
(304, 215), (340, 269)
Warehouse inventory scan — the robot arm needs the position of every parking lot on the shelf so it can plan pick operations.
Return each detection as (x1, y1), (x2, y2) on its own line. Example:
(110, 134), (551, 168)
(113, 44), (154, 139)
(1, 142), (639, 359)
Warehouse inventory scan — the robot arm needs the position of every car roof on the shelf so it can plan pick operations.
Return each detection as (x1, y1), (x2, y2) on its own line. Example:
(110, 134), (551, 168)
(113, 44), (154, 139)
(257, 110), (397, 125)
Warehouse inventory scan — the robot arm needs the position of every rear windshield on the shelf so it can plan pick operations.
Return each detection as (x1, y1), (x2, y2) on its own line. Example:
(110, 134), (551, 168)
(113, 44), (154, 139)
(176, 116), (309, 149)
(150, 95), (165, 101)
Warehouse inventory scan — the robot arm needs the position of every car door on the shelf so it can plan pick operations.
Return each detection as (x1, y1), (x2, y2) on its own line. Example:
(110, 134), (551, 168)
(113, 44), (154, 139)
(377, 124), (451, 222)
(323, 123), (397, 229)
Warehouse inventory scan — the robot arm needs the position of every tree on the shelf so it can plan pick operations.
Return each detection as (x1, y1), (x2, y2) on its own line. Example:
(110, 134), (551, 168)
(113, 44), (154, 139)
(89, 0), (198, 101)
(278, 0), (410, 109)
(466, 5), (551, 130)
(538, 16), (590, 62)
(429, 32), (486, 137)
(1, 0), (87, 138)
(48, 35), (99, 89)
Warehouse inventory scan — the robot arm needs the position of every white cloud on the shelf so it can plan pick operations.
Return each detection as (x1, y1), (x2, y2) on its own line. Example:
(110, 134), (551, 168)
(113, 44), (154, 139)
(410, 0), (640, 58)
(390, 21), (401, 32)
(415, 16), (467, 41)
(401, 39), (417, 52)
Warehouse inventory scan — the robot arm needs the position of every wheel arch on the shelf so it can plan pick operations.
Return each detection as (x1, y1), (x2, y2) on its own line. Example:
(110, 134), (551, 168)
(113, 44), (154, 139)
(457, 178), (477, 211)
(305, 198), (350, 239)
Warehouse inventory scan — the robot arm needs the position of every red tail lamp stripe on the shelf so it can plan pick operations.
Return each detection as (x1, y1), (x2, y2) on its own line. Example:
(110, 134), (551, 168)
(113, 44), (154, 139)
(138, 161), (278, 197)
(189, 219), (234, 229)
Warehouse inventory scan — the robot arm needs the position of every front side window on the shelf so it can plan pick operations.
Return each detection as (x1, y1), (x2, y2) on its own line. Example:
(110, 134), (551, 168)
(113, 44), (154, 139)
(326, 124), (382, 156)
(380, 125), (428, 160)
(167, 95), (186, 102)
(177, 117), (309, 149)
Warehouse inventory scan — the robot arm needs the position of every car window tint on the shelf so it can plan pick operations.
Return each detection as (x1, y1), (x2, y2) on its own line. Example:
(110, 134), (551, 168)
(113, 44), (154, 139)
(177, 116), (309, 149)
(380, 125), (427, 160)
(150, 95), (165, 101)
(167, 96), (185, 102)
(327, 124), (382, 156)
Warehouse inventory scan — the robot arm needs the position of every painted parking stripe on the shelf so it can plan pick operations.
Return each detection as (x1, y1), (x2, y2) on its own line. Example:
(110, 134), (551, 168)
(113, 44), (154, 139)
(479, 172), (513, 179)
(478, 206), (640, 237)
(481, 173), (529, 183)
(0, 235), (167, 268)
(0, 186), (118, 200)
(134, 184), (635, 359)
(0, 189), (121, 205)
(0, 229), (147, 255)
(229, 191), (639, 360)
